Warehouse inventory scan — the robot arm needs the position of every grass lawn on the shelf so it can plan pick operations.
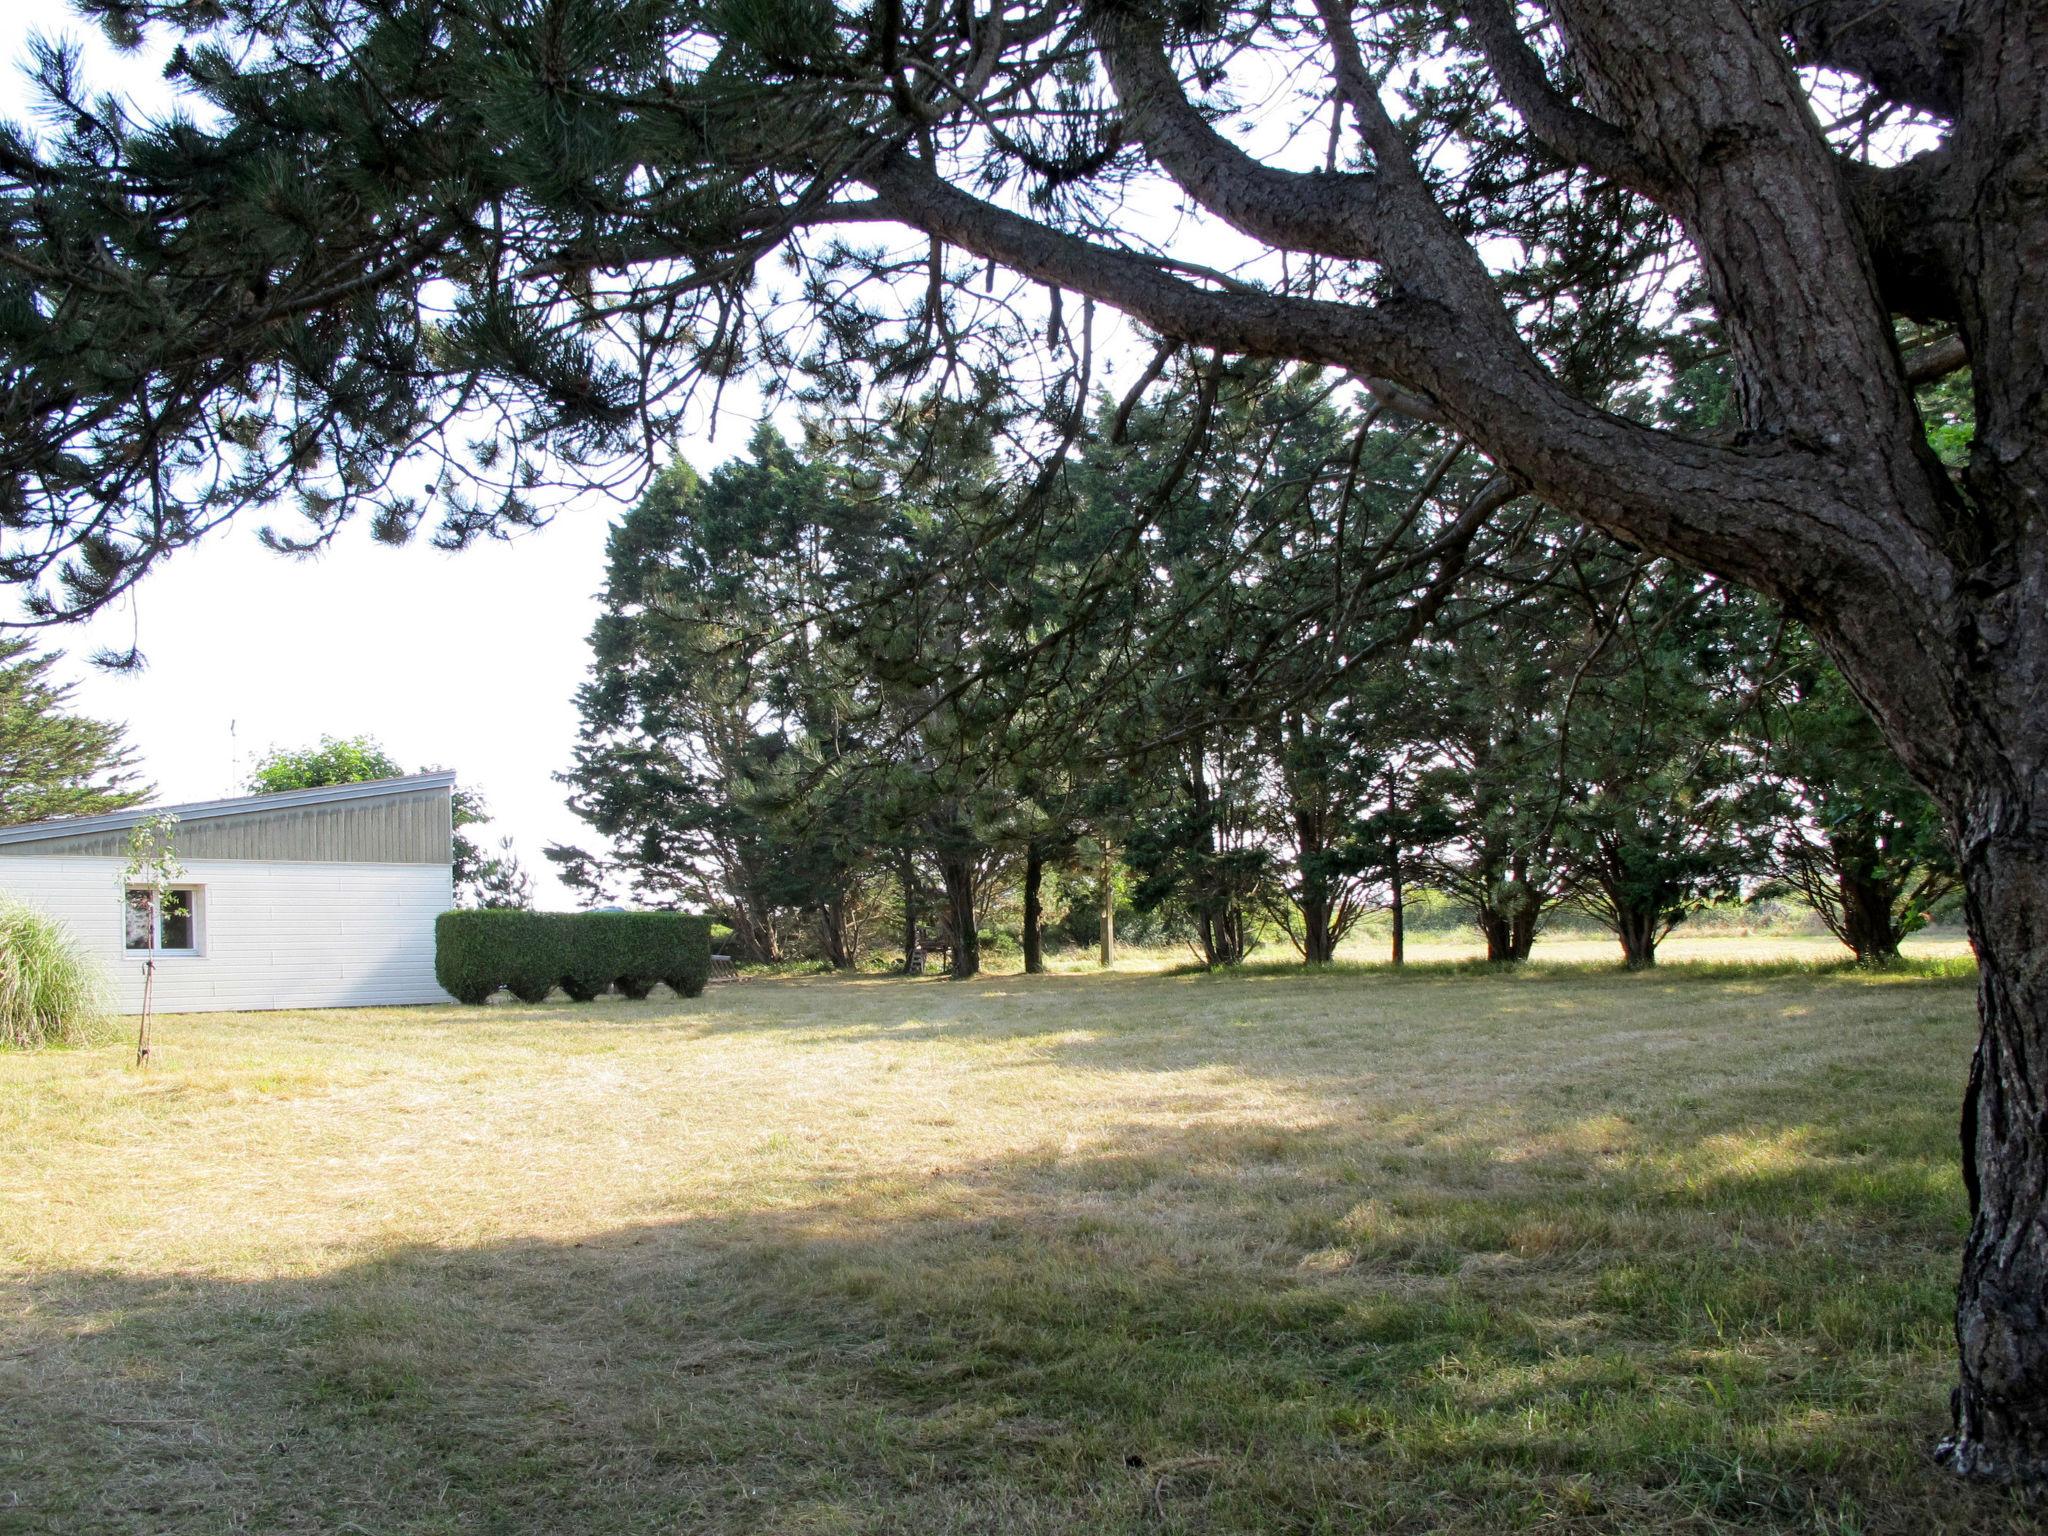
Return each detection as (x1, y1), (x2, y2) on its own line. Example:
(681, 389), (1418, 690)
(3, 944), (2037, 1533)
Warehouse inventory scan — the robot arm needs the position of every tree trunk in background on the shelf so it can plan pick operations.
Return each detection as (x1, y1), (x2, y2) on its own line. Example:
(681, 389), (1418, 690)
(1479, 900), (1540, 963)
(1202, 904), (1252, 967)
(1298, 887), (1335, 964)
(818, 898), (854, 970)
(1612, 901), (1661, 969)
(1022, 844), (1045, 975)
(900, 854), (920, 974)
(1098, 847), (1115, 968)
(1508, 908), (1539, 963)
(938, 853), (981, 980)
(1475, 850), (1543, 962)
(1386, 770), (1405, 966)
(1389, 852), (1405, 967)
(728, 902), (782, 966)
(1479, 909), (1512, 963)
(1837, 861), (1906, 965)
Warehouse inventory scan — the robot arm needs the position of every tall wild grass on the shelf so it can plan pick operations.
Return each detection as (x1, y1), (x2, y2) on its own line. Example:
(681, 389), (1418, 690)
(0, 900), (108, 1048)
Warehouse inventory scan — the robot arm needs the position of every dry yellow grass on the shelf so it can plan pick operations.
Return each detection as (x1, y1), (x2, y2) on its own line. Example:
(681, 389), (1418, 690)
(1, 943), (2034, 1534)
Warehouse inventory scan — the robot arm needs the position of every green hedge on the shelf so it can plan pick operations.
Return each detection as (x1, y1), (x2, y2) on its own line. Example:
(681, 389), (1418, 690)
(435, 910), (711, 1005)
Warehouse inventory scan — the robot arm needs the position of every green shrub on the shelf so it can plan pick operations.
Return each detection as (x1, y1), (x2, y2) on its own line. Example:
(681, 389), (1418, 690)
(557, 921), (634, 1003)
(435, 910), (712, 1005)
(433, 910), (567, 1003)
(0, 902), (109, 1048)
(606, 913), (669, 997)
(434, 910), (506, 1004)
(502, 912), (569, 1003)
(658, 914), (712, 998)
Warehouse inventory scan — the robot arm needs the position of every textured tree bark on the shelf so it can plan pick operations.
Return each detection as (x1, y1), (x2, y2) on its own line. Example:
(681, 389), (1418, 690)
(1836, 860), (1907, 965)
(1479, 909), (1512, 964)
(1941, 800), (2048, 1480)
(1022, 844), (1045, 975)
(1298, 887), (1336, 964)
(1206, 904), (1252, 967)
(1924, 545), (2048, 1474)
(1510, 909), (1538, 963)
(817, 899), (854, 970)
(1610, 901), (1661, 969)
(937, 853), (981, 980)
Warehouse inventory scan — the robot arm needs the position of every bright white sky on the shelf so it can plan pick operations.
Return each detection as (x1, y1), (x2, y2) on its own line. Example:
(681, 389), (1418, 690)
(0, 14), (769, 904)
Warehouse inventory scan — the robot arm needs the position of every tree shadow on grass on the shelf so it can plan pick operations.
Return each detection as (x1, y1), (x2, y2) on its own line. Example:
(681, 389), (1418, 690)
(1, 1112), (2024, 1536)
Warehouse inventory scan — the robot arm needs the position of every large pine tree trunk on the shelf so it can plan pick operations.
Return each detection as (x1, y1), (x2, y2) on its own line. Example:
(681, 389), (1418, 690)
(1938, 781), (2048, 1480)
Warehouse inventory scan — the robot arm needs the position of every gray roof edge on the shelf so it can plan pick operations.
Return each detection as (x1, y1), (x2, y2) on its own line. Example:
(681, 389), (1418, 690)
(0, 771), (459, 847)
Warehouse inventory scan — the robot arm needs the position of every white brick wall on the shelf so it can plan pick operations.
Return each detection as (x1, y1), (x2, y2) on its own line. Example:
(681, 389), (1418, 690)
(0, 856), (455, 1013)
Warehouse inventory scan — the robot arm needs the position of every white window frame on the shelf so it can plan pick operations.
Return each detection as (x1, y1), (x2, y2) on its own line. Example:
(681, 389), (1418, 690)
(124, 884), (205, 958)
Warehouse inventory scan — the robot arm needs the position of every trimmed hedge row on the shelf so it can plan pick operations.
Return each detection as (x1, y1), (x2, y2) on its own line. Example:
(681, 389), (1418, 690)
(435, 910), (712, 1006)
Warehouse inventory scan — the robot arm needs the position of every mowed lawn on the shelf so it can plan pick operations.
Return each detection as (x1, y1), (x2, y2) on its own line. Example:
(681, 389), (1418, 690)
(3, 950), (2036, 1534)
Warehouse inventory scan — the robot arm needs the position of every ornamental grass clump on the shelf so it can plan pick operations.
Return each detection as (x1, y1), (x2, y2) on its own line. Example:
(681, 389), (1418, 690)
(0, 901), (109, 1049)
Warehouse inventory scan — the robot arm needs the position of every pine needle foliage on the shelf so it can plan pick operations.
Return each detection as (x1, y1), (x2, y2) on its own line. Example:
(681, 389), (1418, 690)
(0, 637), (149, 825)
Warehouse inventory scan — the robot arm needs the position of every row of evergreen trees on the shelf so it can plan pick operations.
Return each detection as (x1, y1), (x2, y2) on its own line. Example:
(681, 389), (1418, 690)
(551, 364), (1954, 975)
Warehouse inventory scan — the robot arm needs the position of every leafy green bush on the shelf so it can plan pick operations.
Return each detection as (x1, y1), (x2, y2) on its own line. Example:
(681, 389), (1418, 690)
(435, 909), (522, 1004)
(501, 912), (570, 1003)
(653, 913), (711, 998)
(433, 917), (491, 1004)
(602, 913), (666, 997)
(558, 913), (614, 1001)
(0, 902), (108, 1048)
(435, 910), (711, 1004)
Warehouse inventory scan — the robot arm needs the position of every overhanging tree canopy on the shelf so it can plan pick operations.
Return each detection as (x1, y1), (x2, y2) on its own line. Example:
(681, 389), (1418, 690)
(1, 0), (2043, 1482)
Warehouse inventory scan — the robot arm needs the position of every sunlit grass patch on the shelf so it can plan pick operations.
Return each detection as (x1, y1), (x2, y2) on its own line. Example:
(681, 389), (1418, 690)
(0, 944), (2031, 1533)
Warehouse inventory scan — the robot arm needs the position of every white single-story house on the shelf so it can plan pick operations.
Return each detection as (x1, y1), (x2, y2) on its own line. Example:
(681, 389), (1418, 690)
(0, 772), (457, 1013)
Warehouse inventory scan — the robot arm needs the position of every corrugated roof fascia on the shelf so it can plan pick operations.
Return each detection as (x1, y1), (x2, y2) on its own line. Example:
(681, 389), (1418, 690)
(0, 771), (459, 847)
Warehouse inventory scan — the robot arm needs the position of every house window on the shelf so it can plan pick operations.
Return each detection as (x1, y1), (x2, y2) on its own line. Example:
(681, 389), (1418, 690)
(125, 886), (201, 954)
